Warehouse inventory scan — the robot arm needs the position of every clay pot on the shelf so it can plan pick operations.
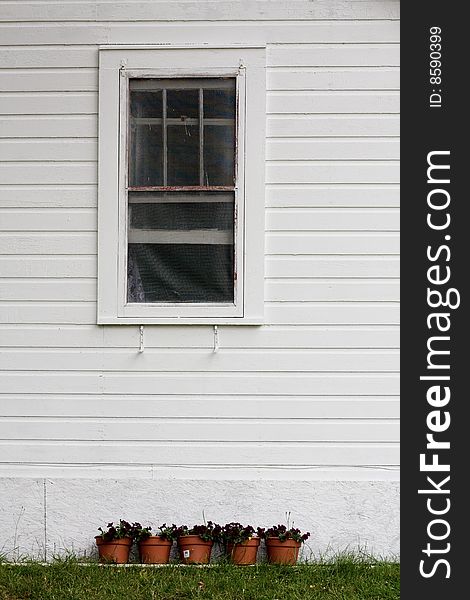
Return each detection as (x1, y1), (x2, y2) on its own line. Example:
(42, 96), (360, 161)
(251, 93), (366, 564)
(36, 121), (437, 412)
(266, 537), (301, 565)
(138, 536), (172, 564)
(227, 538), (260, 565)
(177, 535), (213, 564)
(95, 536), (132, 564)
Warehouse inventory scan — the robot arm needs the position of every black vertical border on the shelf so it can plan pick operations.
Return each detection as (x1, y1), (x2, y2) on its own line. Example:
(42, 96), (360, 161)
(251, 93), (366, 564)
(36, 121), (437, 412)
(401, 4), (466, 598)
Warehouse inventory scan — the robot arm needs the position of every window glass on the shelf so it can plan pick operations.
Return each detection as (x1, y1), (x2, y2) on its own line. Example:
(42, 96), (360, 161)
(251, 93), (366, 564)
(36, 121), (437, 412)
(129, 197), (234, 231)
(130, 90), (162, 118)
(128, 244), (234, 303)
(203, 88), (235, 119)
(126, 76), (237, 305)
(203, 125), (235, 186)
(167, 125), (200, 186)
(167, 89), (199, 118)
(129, 124), (163, 187)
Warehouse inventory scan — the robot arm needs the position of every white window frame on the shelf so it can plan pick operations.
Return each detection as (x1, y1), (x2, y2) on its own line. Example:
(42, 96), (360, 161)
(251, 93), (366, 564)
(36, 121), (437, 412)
(97, 46), (266, 324)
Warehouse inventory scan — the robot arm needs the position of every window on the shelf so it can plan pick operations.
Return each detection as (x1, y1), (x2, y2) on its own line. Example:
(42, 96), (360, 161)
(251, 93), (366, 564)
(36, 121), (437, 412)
(98, 47), (266, 324)
(127, 78), (236, 305)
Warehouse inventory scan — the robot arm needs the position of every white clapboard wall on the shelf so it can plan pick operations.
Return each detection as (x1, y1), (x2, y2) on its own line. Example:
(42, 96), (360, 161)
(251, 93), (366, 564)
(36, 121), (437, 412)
(0, 0), (400, 480)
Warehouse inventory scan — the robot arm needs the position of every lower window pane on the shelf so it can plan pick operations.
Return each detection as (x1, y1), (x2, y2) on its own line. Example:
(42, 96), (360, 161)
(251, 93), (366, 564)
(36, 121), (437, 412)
(130, 202), (233, 231)
(128, 243), (234, 303)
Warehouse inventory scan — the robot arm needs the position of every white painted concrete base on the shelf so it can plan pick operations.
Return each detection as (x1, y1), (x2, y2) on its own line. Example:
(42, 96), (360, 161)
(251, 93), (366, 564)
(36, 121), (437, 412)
(0, 479), (399, 561)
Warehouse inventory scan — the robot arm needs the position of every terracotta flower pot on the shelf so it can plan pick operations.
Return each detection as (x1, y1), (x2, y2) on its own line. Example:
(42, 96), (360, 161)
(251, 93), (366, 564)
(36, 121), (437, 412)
(266, 537), (301, 565)
(95, 536), (132, 564)
(139, 536), (172, 564)
(227, 538), (260, 565)
(177, 535), (213, 564)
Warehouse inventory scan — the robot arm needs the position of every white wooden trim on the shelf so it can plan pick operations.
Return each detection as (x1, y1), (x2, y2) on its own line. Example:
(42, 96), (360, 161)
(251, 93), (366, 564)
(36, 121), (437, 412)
(128, 193), (234, 204)
(128, 229), (233, 245)
(99, 45), (267, 51)
(98, 46), (266, 324)
(118, 68), (129, 321)
(131, 78), (236, 90)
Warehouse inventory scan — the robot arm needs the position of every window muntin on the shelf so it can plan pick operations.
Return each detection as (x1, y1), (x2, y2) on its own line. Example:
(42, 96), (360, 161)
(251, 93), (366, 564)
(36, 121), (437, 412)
(126, 77), (237, 304)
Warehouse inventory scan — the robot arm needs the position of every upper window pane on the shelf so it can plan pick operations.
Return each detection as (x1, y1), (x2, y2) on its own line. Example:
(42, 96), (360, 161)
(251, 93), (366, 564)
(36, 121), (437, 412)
(167, 124), (200, 186)
(129, 83), (163, 186)
(167, 89), (199, 119)
(128, 77), (236, 189)
(203, 125), (235, 186)
(129, 123), (163, 187)
(203, 88), (235, 119)
(130, 89), (162, 118)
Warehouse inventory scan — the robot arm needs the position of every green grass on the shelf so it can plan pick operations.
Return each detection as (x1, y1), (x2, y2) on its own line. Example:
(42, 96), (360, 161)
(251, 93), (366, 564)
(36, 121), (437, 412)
(0, 558), (399, 600)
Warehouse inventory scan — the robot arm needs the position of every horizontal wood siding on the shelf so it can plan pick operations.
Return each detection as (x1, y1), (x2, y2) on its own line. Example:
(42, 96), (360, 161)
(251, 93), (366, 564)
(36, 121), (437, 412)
(0, 0), (399, 478)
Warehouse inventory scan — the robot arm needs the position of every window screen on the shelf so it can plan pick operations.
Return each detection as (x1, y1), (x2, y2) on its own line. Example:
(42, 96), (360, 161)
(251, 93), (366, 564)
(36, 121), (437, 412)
(127, 78), (236, 304)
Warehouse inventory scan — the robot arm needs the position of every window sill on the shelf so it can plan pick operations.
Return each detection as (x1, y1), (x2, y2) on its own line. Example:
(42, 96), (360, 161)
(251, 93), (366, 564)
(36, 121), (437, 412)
(97, 316), (264, 325)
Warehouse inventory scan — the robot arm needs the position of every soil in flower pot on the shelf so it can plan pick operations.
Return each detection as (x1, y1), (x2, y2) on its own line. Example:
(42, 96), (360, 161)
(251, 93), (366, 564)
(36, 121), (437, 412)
(178, 535), (213, 564)
(266, 537), (301, 565)
(226, 538), (260, 565)
(139, 536), (172, 564)
(95, 536), (132, 564)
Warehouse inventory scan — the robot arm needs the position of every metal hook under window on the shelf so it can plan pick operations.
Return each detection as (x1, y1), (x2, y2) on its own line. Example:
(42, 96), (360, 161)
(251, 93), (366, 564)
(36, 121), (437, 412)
(139, 325), (144, 353)
(213, 325), (219, 353)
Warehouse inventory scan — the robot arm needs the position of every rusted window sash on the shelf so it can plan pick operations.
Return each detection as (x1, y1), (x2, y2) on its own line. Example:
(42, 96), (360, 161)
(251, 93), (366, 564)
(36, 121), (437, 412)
(128, 185), (234, 192)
